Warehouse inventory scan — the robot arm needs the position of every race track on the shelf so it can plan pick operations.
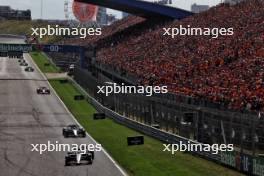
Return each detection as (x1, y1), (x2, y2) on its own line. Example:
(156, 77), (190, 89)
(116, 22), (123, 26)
(0, 38), (124, 176)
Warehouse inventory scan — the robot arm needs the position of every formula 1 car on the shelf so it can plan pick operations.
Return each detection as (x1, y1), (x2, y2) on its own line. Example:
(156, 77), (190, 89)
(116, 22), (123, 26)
(63, 124), (86, 138)
(18, 59), (25, 63)
(65, 149), (94, 166)
(36, 87), (50, 94)
(20, 62), (28, 66)
(25, 67), (34, 72)
(68, 64), (75, 76)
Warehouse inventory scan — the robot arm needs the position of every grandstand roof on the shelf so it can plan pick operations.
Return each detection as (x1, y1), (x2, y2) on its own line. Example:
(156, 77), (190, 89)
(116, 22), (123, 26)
(76, 0), (194, 19)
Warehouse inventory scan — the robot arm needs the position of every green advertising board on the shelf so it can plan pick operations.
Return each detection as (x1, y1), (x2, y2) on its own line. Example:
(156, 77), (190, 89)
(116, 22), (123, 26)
(221, 151), (237, 168)
(253, 157), (264, 176)
(221, 151), (264, 176)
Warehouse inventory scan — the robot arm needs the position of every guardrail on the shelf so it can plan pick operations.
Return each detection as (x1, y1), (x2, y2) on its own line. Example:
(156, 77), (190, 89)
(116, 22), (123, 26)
(68, 78), (220, 159)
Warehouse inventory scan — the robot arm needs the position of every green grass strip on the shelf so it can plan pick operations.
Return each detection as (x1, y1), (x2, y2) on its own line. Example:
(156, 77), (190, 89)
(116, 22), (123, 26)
(49, 79), (243, 176)
(30, 52), (60, 73)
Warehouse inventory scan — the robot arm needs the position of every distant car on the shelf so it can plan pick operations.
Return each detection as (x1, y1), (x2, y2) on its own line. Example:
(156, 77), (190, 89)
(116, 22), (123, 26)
(65, 149), (94, 166)
(25, 67), (34, 72)
(68, 64), (75, 76)
(63, 124), (86, 138)
(36, 87), (50, 94)
(69, 64), (75, 70)
(18, 59), (25, 63)
(20, 62), (28, 66)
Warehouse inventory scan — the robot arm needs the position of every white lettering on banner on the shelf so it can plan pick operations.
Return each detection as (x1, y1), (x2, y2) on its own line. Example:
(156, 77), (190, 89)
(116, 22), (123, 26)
(253, 159), (264, 176)
(49, 45), (59, 52)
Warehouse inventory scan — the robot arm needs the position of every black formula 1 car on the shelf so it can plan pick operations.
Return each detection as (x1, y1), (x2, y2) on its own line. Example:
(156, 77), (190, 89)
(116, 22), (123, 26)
(20, 62), (28, 66)
(18, 59), (25, 63)
(63, 124), (86, 138)
(65, 149), (94, 166)
(25, 67), (34, 72)
(36, 87), (50, 94)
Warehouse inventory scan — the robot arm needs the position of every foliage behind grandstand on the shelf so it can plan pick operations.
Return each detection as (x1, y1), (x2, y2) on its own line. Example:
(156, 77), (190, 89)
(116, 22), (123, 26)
(0, 20), (63, 43)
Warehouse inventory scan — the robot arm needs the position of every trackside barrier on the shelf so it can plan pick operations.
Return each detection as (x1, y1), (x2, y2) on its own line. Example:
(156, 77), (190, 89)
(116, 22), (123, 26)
(67, 78), (220, 159)
(67, 77), (264, 176)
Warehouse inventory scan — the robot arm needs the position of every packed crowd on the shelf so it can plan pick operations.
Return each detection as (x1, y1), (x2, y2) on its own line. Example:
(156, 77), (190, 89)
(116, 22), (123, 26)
(95, 0), (264, 112)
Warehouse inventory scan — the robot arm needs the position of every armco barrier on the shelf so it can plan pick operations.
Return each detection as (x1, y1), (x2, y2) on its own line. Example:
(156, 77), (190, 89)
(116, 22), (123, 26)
(68, 77), (264, 176)
(68, 78), (220, 160)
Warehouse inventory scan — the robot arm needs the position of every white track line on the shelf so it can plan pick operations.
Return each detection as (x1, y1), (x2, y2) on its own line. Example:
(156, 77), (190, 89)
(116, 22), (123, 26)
(28, 53), (127, 176)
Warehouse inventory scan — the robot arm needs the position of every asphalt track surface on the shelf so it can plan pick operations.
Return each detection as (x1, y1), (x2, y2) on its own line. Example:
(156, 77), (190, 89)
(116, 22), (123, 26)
(0, 38), (124, 176)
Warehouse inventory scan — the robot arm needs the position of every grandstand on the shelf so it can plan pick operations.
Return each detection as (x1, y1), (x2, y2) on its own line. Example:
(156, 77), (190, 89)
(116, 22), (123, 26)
(63, 0), (264, 113)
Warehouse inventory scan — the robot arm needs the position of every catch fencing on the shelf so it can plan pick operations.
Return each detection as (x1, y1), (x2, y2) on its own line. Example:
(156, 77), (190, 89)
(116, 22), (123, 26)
(71, 67), (264, 176)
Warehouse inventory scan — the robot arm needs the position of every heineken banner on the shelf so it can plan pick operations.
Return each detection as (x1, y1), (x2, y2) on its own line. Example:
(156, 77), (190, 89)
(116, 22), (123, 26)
(221, 151), (264, 176)
(0, 44), (32, 52)
(0, 44), (82, 53)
